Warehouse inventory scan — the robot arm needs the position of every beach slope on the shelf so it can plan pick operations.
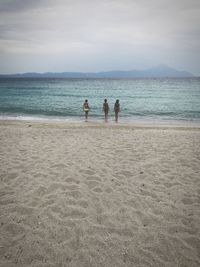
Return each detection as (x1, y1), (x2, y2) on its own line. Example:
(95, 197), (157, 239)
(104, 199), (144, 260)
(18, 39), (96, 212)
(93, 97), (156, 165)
(0, 121), (200, 266)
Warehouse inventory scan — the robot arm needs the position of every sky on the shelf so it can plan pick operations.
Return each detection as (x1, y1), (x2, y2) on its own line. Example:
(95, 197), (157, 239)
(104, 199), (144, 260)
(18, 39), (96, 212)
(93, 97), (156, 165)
(0, 0), (200, 75)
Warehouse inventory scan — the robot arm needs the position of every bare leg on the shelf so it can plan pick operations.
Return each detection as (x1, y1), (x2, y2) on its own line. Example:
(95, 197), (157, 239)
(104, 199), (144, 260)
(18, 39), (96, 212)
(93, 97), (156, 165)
(115, 112), (118, 122)
(105, 112), (108, 122)
(85, 111), (88, 121)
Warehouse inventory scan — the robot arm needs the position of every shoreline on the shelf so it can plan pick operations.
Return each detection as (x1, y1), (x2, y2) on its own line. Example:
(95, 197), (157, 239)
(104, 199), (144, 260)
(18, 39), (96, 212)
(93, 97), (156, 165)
(1, 114), (200, 126)
(1, 118), (200, 130)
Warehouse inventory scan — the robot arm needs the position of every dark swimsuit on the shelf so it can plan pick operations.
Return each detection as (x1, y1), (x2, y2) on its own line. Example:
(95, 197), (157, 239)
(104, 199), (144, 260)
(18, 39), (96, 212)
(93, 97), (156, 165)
(114, 103), (120, 112)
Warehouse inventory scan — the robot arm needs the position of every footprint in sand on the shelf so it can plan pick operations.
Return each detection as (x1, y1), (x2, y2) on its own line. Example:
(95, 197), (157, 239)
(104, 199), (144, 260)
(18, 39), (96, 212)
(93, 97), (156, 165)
(92, 187), (103, 193)
(116, 170), (133, 178)
(168, 225), (196, 235)
(86, 176), (102, 182)
(33, 186), (48, 197)
(78, 200), (89, 208)
(3, 223), (25, 237)
(65, 177), (80, 184)
(55, 206), (88, 219)
(66, 190), (82, 199)
(182, 197), (195, 205)
(163, 182), (174, 188)
(183, 236), (200, 251)
(83, 168), (96, 176)
(15, 205), (34, 215)
(50, 163), (67, 169)
(4, 172), (18, 182)
(105, 187), (113, 194)
(85, 180), (101, 189)
(48, 183), (64, 192)
(140, 189), (157, 199)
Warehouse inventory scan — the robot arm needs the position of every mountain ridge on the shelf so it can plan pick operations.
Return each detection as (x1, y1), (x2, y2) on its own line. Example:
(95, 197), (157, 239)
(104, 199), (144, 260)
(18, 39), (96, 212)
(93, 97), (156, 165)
(0, 65), (194, 78)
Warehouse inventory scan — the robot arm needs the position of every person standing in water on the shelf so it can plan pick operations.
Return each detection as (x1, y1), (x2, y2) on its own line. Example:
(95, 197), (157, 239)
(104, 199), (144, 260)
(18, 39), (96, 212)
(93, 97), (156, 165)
(114, 99), (120, 122)
(83, 99), (90, 121)
(103, 99), (109, 122)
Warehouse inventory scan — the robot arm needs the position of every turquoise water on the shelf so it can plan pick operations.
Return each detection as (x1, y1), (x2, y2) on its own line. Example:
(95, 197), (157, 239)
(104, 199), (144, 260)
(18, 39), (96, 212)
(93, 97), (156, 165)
(0, 77), (200, 122)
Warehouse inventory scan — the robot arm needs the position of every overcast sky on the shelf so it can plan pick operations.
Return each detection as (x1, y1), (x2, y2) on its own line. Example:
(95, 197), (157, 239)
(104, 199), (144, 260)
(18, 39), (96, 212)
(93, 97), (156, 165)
(0, 0), (200, 75)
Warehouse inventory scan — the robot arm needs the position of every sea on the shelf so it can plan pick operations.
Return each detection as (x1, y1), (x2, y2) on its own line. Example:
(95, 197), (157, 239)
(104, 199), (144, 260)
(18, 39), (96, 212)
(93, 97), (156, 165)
(0, 77), (200, 124)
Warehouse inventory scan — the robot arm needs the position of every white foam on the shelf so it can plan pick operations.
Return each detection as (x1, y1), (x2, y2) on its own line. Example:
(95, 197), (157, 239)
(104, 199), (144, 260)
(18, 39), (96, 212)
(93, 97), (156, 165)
(0, 114), (200, 127)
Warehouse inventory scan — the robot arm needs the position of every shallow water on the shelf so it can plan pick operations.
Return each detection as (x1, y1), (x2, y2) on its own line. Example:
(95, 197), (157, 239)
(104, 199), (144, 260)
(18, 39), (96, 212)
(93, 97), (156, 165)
(0, 77), (200, 122)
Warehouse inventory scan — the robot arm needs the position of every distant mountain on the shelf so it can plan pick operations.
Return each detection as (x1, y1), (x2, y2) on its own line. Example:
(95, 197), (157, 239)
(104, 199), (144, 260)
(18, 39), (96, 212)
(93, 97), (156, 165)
(140, 64), (193, 78)
(0, 65), (193, 78)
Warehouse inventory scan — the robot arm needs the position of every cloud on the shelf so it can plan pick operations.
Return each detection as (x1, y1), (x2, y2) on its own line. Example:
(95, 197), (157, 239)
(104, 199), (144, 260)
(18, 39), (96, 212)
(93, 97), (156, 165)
(0, 0), (200, 74)
(0, 0), (46, 13)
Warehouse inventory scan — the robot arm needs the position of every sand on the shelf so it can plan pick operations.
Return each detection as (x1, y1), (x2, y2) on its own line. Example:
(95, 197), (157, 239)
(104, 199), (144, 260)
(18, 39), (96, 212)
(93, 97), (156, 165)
(0, 120), (200, 267)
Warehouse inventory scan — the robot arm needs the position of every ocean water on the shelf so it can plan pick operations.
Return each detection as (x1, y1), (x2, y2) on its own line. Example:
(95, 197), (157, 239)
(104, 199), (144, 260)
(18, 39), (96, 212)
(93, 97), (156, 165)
(0, 77), (200, 123)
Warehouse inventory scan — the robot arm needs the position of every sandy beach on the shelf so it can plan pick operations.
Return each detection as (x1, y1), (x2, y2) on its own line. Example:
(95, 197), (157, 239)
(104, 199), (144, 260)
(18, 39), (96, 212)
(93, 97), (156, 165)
(0, 120), (200, 267)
